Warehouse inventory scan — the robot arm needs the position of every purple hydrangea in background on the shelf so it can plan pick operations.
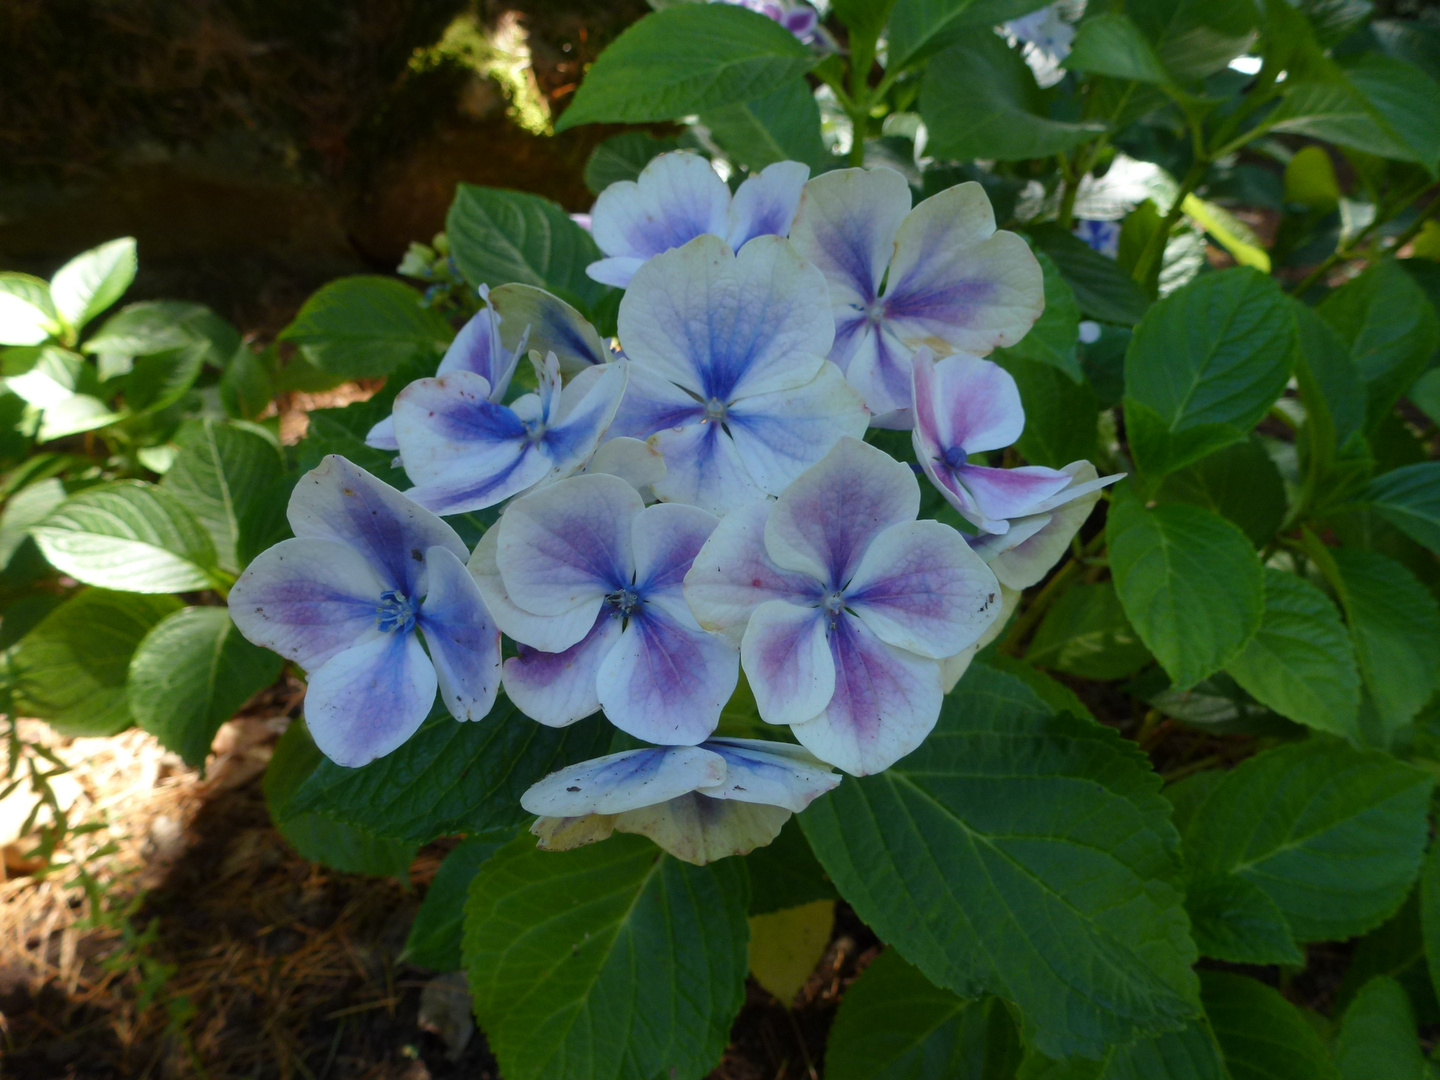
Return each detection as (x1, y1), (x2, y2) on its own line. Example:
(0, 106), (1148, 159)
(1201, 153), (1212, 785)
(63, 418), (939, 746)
(586, 152), (809, 288)
(714, 0), (819, 41)
(1006, 4), (1075, 63)
(608, 234), (868, 514)
(471, 472), (738, 744)
(390, 352), (627, 515)
(521, 739), (838, 864)
(788, 168), (1045, 427)
(1075, 218), (1121, 258)
(230, 456), (499, 768)
(684, 437), (1001, 776)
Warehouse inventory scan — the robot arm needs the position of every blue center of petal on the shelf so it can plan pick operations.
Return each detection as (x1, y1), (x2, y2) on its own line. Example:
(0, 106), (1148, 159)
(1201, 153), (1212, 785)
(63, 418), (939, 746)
(702, 397), (728, 423)
(375, 589), (419, 634)
(605, 586), (642, 618)
(822, 590), (847, 624)
(865, 299), (887, 324)
(943, 445), (969, 470)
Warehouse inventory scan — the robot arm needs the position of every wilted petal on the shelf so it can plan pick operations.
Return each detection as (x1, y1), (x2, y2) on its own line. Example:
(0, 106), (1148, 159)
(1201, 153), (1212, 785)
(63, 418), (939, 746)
(984, 462), (1115, 589)
(305, 630), (437, 768)
(230, 537), (386, 670)
(912, 351), (1025, 456)
(497, 473), (642, 615)
(417, 545), (500, 722)
(617, 235), (834, 402)
(649, 419), (767, 516)
(954, 463), (1075, 530)
(614, 793), (790, 865)
(503, 613), (624, 726)
(607, 363), (707, 441)
(286, 455), (467, 597)
(684, 501), (820, 644)
(764, 436), (919, 587)
(585, 436), (667, 491)
(703, 738), (840, 812)
(520, 743), (726, 816)
(726, 361), (870, 496)
(791, 613), (942, 776)
(726, 161), (809, 250)
(532, 813), (617, 851)
(365, 414), (399, 452)
(833, 316), (915, 421)
(596, 604), (738, 744)
(437, 304), (517, 398)
(845, 520), (1001, 659)
(740, 600), (834, 726)
(631, 502), (718, 621)
(589, 152), (731, 270)
(884, 182), (1044, 356)
(489, 283), (607, 374)
(789, 166), (911, 311)
(468, 527), (598, 652)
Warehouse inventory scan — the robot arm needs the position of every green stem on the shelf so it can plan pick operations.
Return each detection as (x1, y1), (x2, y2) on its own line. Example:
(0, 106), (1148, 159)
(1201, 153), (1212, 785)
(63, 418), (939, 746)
(846, 27), (879, 167)
(1289, 188), (1440, 297)
(1131, 157), (1208, 287)
(999, 530), (1107, 656)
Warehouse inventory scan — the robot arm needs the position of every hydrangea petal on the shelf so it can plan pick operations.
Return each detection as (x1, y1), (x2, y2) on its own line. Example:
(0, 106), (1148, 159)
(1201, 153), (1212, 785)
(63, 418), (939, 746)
(614, 794), (791, 865)
(497, 473), (641, 619)
(364, 414), (399, 452)
(764, 436), (919, 587)
(596, 604), (738, 745)
(607, 363), (707, 441)
(684, 501), (820, 644)
(436, 303), (517, 397)
(520, 744), (726, 816)
(648, 419), (767, 516)
(985, 462), (1113, 589)
(532, 813), (618, 851)
(939, 584), (1020, 691)
(884, 183), (1044, 356)
(704, 738), (840, 812)
(586, 256), (647, 289)
(467, 527), (599, 652)
(791, 613), (942, 776)
(954, 463), (1075, 527)
(417, 545), (500, 722)
(845, 519), (1001, 660)
(631, 502), (719, 621)
(725, 361), (870, 496)
(586, 436), (667, 491)
(503, 613), (624, 726)
(286, 455), (467, 597)
(832, 316), (914, 421)
(725, 161), (808, 250)
(740, 600), (835, 726)
(489, 283), (607, 374)
(912, 351), (1026, 456)
(789, 166), (911, 310)
(229, 537), (387, 670)
(305, 630), (437, 768)
(538, 360), (628, 469)
(618, 235), (833, 403)
(590, 152), (731, 267)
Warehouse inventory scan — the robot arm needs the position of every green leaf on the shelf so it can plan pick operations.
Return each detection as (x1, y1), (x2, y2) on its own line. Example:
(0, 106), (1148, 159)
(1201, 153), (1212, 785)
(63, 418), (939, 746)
(1269, 72), (1435, 173)
(981, 655), (1098, 723)
(921, 32), (1106, 162)
(1019, 1020), (1227, 1079)
(30, 481), (221, 593)
(404, 832), (509, 971)
(1335, 976), (1425, 1080)
(1423, 843), (1440, 1018)
(0, 274), (60, 346)
(218, 345), (274, 421)
(10, 588), (181, 736)
(1065, 13), (1171, 84)
(0, 477), (67, 570)
(462, 832), (749, 1080)
(700, 78), (828, 172)
(127, 606), (282, 767)
(1108, 494), (1264, 688)
(994, 353), (1097, 468)
(826, 951), (1022, 1080)
(1028, 581), (1153, 680)
(1128, 0), (1258, 83)
(446, 186), (609, 316)
(555, 4), (813, 131)
(6, 345), (119, 441)
(1181, 195), (1271, 273)
(264, 720), (418, 879)
(278, 276), (451, 380)
(1365, 463), (1440, 555)
(1330, 548), (1440, 737)
(743, 817), (836, 915)
(84, 300), (239, 365)
(1184, 873), (1305, 965)
(123, 346), (204, 414)
(1226, 569), (1360, 738)
(1001, 249), (1083, 381)
(289, 698), (612, 844)
(49, 238), (136, 334)
(1182, 738), (1433, 943)
(1201, 971), (1339, 1080)
(1343, 55), (1440, 172)
(1156, 439), (1286, 548)
(583, 132), (684, 195)
(1338, 891), (1439, 1025)
(1123, 268), (1295, 479)
(888, 0), (1050, 71)
(1027, 224), (1151, 326)
(800, 665), (1199, 1059)
(160, 419), (285, 574)
(1318, 260), (1440, 431)
(1292, 301), (1367, 497)
(832, 0), (900, 42)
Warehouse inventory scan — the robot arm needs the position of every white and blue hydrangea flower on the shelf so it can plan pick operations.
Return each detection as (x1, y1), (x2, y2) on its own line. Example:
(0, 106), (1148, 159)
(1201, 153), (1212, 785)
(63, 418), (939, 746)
(391, 351), (628, 516)
(609, 233), (868, 515)
(788, 168), (1045, 426)
(1074, 219), (1121, 258)
(684, 437), (1001, 776)
(229, 456), (500, 768)
(1006, 3), (1076, 65)
(488, 282), (612, 374)
(586, 152), (810, 289)
(521, 738), (839, 864)
(713, 0), (820, 42)
(469, 472), (739, 745)
(969, 460), (1118, 588)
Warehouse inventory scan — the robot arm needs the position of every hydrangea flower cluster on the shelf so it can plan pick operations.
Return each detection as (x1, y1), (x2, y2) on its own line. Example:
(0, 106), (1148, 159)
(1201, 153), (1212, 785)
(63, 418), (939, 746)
(231, 154), (1120, 865)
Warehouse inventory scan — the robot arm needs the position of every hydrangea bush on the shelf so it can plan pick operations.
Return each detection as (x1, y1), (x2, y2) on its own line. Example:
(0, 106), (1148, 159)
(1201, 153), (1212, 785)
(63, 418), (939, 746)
(3, 0), (1440, 1075)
